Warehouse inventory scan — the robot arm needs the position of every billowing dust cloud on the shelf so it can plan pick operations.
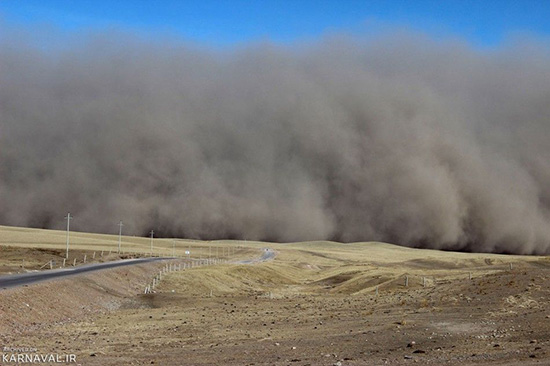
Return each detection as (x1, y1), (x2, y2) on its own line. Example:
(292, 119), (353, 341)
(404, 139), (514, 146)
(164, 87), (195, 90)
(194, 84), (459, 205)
(1, 28), (550, 254)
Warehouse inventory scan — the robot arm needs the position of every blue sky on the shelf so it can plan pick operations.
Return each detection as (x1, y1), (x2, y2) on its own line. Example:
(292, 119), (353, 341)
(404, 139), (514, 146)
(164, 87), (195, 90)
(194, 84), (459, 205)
(1, 0), (549, 47)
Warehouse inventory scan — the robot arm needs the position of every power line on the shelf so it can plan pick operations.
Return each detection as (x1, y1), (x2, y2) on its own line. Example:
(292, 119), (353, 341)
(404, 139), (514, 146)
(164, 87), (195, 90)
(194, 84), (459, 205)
(64, 213), (73, 259)
(150, 230), (154, 256)
(118, 221), (124, 253)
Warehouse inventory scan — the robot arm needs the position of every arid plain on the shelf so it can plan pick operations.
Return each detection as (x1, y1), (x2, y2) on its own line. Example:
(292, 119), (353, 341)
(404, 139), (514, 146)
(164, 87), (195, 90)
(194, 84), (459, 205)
(1, 225), (549, 365)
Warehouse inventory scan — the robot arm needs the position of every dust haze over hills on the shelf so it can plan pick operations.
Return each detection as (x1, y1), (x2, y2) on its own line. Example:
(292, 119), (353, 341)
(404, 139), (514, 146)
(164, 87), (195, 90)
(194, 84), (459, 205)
(1, 25), (550, 254)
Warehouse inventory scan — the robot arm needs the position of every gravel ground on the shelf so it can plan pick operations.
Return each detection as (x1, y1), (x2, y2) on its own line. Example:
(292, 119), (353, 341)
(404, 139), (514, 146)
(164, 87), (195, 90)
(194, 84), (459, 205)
(2, 248), (549, 366)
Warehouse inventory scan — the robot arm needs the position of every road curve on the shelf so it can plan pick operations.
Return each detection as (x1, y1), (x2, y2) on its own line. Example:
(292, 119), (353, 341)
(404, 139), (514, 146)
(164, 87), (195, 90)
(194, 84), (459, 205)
(236, 248), (276, 264)
(0, 257), (173, 290)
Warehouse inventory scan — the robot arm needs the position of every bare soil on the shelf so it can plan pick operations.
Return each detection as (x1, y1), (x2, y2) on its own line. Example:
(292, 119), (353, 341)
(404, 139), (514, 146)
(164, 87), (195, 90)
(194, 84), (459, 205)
(2, 241), (550, 365)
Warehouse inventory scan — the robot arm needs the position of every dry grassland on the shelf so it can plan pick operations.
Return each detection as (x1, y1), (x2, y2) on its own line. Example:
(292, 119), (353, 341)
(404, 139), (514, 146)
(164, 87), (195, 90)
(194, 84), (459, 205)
(1, 225), (550, 365)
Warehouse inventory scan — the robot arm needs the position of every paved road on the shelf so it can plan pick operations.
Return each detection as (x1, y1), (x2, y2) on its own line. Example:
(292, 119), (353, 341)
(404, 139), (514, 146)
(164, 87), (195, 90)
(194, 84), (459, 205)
(1, 247), (275, 289)
(0, 257), (173, 290)
(236, 248), (276, 264)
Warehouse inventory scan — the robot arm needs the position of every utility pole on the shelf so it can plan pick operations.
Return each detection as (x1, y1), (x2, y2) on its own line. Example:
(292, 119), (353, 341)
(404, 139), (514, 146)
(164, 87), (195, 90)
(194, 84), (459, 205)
(65, 213), (73, 259)
(150, 230), (154, 256)
(118, 221), (124, 253)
